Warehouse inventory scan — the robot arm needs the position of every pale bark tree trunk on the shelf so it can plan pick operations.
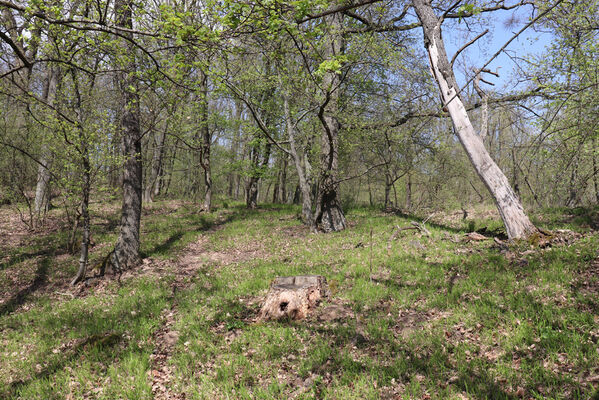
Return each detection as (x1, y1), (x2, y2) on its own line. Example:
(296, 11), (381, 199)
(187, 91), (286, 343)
(280, 154), (288, 202)
(473, 71), (489, 140)
(283, 93), (315, 227)
(34, 67), (59, 216)
(314, 13), (347, 232)
(273, 157), (281, 203)
(412, 0), (537, 239)
(144, 121), (167, 203)
(112, 0), (142, 269)
(228, 101), (243, 199)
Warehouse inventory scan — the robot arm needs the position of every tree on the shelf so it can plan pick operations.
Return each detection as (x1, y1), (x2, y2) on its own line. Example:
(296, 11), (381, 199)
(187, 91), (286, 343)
(313, 12), (347, 232)
(411, 0), (538, 239)
(112, 0), (143, 269)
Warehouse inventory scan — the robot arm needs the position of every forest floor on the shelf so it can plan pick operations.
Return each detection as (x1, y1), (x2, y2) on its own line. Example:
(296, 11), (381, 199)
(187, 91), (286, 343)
(1, 200), (599, 399)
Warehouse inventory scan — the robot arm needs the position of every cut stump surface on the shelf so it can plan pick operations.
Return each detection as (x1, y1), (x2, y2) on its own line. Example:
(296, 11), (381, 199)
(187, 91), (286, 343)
(258, 275), (329, 321)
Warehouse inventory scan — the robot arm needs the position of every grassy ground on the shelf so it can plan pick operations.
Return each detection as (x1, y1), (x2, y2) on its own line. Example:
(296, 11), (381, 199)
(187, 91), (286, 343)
(0, 200), (598, 399)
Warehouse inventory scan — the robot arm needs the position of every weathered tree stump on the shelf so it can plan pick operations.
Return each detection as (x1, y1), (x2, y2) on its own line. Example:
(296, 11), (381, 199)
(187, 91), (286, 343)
(258, 275), (330, 321)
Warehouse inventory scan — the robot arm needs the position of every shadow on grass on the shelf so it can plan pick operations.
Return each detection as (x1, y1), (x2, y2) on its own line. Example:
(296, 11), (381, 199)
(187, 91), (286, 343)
(0, 256), (50, 317)
(0, 249), (55, 272)
(142, 207), (254, 258)
(534, 206), (599, 231)
(286, 321), (521, 400)
(4, 332), (124, 399)
(0, 279), (177, 399)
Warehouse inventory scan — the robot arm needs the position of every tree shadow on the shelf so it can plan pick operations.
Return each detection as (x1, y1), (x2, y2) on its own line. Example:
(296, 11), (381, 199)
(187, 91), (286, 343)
(286, 320), (521, 399)
(142, 208), (246, 258)
(0, 249), (56, 272)
(4, 332), (124, 398)
(0, 256), (50, 317)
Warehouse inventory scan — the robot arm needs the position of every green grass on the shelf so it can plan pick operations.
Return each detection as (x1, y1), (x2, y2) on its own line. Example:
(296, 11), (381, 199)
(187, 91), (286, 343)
(1, 201), (598, 399)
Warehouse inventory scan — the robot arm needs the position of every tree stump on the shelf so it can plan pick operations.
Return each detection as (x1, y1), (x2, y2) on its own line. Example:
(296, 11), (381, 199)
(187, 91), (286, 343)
(258, 275), (330, 321)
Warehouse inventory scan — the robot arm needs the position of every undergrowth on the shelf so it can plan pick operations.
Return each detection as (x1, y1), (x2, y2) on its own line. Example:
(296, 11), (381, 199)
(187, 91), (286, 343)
(0, 201), (598, 399)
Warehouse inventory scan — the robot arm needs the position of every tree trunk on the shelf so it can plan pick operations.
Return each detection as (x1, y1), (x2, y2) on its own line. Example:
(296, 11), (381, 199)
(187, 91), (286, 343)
(566, 154), (580, 207)
(69, 65), (94, 285)
(314, 13), (347, 233)
(593, 137), (599, 204)
(246, 140), (271, 209)
(283, 94), (315, 227)
(246, 145), (260, 209)
(113, 0), (142, 269)
(71, 132), (90, 285)
(144, 122), (167, 203)
(384, 173), (391, 209)
(34, 67), (59, 216)
(405, 173), (412, 211)
(412, 0), (537, 239)
(229, 102), (243, 199)
(272, 157), (281, 203)
(280, 154), (288, 203)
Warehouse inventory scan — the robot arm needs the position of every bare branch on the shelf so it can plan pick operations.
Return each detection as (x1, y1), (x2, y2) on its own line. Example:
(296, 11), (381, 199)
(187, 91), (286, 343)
(450, 29), (488, 68)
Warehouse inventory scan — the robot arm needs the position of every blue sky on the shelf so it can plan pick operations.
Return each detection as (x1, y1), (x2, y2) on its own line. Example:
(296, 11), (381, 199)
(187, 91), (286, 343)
(444, 5), (554, 92)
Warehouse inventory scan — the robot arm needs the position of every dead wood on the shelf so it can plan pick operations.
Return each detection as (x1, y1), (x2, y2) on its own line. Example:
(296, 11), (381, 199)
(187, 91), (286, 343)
(258, 275), (329, 321)
(465, 232), (488, 241)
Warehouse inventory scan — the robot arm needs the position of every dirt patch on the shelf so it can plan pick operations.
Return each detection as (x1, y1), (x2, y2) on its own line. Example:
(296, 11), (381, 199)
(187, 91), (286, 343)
(183, 235), (267, 268)
(393, 307), (452, 336)
(279, 224), (310, 238)
(149, 307), (185, 400)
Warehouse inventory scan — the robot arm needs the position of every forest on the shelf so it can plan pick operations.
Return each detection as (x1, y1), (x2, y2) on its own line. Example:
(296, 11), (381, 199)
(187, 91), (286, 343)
(0, 0), (598, 398)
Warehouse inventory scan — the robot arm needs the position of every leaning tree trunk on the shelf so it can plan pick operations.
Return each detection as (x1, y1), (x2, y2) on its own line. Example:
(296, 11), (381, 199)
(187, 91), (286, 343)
(314, 13), (347, 233)
(113, 0), (142, 269)
(412, 0), (537, 240)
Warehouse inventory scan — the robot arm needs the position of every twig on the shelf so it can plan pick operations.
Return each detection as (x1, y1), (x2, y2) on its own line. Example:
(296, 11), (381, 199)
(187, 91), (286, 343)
(450, 29), (489, 68)
(410, 221), (431, 236)
(387, 225), (419, 255)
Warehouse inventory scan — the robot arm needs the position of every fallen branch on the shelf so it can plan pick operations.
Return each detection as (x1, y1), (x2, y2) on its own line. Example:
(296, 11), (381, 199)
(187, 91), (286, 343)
(410, 221), (431, 236)
(387, 223), (429, 255)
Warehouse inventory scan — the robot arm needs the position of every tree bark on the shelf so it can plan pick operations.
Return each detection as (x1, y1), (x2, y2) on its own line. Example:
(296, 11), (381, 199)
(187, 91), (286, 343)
(314, 13), (347, 233)
(593, 137), (599, 204)
(228, 101), (243, 199)
(246, 140), (271, 209)
(412, 0), (537, 239)
(384, 173), (391, 209)
(113, 0), (142, 269)
(198, 70), (212, 212)
(34, 67), (60, 216)
(405, 173), (412, 211)
(280, 154), (288, 203)
(144, 121), (167, 203)
(283, 94), (315, 227)
(273, 157), (281, 203)
(71, 131), (90, 285)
